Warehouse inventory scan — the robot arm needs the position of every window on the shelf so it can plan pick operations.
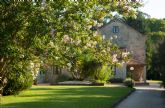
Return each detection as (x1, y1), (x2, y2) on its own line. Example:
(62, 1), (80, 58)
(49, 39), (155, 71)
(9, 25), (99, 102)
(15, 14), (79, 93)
(112, 26), (119, 33)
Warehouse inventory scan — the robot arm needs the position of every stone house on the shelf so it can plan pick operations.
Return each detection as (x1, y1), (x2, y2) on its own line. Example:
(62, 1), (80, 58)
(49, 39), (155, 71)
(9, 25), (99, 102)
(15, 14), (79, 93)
(99, 18), (146, 82)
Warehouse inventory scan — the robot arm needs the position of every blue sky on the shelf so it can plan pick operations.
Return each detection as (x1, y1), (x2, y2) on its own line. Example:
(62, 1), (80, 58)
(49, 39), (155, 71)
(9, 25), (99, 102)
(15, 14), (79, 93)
(139, 0), (165, 19)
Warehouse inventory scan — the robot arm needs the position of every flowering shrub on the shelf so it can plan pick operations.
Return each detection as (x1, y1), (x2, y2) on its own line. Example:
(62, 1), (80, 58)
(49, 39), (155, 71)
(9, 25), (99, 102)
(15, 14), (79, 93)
(0, 0), (141, 95)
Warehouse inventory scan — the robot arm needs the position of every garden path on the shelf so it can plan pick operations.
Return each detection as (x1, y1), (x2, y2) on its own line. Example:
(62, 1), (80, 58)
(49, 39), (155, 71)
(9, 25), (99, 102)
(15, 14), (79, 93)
(115, 82), (165, 108)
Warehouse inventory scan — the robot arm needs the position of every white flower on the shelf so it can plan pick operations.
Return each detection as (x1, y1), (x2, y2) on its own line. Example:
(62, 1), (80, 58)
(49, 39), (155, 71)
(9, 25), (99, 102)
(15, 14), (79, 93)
(48, 41), (54, 47)
(93, 32), (98, 37)
(75, 39), (81, 45)
(112, 54), (118, 63)
(87, 37), (91, 40)
(86, 43), (91, 47)
(122, 53), (127, 58)
(67, 63), (72, 68)
(63, 35), (70, 43)
(102, 35), (105, 40)
(87, 25), (92, 29)
(84, 46), (87, 49)
(20, 54), (24, 58)
(102, 50), (106, 53)
(90, 45), (94, 48)
(97, 23), (103, 27)
(93, 41), (97, 45)
(93, 20), (97, 25)
(70, 38), (74, 44)
(107, 47), (110, 52)
(41, 61), (43, 64)
(122, 52), (130, 58)
(110, 37), (113, 40)
(55, 57), (59, 60)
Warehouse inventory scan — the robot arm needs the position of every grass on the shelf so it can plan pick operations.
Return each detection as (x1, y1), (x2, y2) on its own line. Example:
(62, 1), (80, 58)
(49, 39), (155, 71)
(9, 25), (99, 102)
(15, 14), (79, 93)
(1, 86), (133, 108)
(147, 80), (162, 83)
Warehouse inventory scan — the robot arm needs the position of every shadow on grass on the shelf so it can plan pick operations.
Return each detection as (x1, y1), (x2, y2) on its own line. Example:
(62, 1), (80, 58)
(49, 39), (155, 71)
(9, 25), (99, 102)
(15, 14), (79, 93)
(1, 86), (132, 108)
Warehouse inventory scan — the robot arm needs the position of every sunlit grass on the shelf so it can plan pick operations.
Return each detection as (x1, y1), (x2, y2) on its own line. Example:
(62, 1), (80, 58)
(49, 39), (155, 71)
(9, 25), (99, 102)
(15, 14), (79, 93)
(147, 80), (162, 83)
(1, 86), (133, 108)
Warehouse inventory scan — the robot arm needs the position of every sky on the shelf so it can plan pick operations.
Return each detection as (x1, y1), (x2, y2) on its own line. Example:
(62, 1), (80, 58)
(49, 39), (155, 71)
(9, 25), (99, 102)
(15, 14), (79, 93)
(139, 0), (165, 19)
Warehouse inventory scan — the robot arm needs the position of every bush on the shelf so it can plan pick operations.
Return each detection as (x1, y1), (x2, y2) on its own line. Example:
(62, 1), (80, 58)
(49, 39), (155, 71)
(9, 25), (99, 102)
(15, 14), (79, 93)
(124, 79), (135, 88)
(3, 71), (33, 96)
(109, 78), (124, 83)
(82, 60), (113, 83)
(94, 65), (112, 83)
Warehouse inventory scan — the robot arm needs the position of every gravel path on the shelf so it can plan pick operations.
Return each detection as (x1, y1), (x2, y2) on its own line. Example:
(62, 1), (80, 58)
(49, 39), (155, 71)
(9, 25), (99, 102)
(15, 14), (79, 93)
(115, 83), (165, 108)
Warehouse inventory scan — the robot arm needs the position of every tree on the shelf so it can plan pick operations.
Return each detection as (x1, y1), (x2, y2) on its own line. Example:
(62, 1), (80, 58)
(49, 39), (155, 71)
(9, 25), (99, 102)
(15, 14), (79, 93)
(0, 0), (142, 95)
(125, 11), (151, 34)
(0, 1), (52, 95)
(157, 40), (165, 87)
(145, 19), (165, 80)
(45, 0), (142, 80)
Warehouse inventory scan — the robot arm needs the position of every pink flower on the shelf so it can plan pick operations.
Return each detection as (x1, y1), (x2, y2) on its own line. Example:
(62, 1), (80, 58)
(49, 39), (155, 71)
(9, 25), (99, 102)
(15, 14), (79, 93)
(63, 35), (70, 43)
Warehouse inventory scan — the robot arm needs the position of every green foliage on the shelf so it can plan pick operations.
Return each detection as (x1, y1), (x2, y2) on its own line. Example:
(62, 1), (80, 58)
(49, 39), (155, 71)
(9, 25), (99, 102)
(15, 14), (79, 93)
(3, 70), (33, 96)
(156, 40), (165, 87)
(0, 1), (142, 95)
(124, 79), (135, 88)
(125, 11), (151, 34)
(81, 60), (100, 79)
(81, 58), (113, 83)
(0, 1), (51, 95)
(94, 65), (113, 83)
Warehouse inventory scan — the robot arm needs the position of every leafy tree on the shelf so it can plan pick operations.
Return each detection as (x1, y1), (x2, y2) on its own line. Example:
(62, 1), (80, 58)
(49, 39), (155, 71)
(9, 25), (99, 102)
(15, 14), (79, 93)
(146, 32), (165, 80)
(0, 1), (52, 95)
(0, 0), (142, 95)
(146, 20), (165, 80)
(125, 11), (151, 34)
(157, 40), (165, 87)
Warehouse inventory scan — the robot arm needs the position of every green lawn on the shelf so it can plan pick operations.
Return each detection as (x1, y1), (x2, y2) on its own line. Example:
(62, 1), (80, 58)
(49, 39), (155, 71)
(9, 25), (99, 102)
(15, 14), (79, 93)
(147, 80), (162, 83)
(1, 86), (133, 108)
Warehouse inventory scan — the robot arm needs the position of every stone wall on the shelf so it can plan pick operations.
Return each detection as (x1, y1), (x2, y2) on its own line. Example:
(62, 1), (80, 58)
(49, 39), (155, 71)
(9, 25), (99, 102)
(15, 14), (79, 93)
(99, 19), (146, 81)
